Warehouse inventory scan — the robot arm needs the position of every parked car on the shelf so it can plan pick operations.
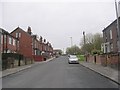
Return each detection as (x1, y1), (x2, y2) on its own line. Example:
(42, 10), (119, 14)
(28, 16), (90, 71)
(68, 55), (79, 64)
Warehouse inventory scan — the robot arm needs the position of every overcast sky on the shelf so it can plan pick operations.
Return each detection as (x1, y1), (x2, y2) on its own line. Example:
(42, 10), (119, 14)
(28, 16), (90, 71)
(0, 0), (120, 51)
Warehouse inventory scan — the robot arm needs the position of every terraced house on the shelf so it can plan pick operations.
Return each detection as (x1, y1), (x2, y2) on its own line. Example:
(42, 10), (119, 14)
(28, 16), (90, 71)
(1, 28), (20, 70)
(1, 26), (53, 70)
(11, 27), (33, 62)
(102, 17), (120, 54)
(11, 26), (53, 62)
(1, 28), (19, 54)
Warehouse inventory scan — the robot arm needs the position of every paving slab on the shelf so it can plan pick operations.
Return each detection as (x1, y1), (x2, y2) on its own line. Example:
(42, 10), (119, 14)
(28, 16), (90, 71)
(80, 61), (119, 84)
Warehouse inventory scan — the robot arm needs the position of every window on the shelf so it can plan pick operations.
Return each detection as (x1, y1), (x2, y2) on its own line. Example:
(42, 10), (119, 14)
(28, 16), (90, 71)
(117, 41), (120, 52)
(110, 29), (112, 39)
(19, 33), (21, 37)
(16, 33), (19, 38)
(7, 49), (11, 53)
(13, 39), (16, 46)
(35, 50), (37, 55)
(110, 43), (113, 52)
(9, 37), (12, 44)
(16, 32), (21, 38)
(1, 35), (3, 44)
(4, 35), (7, 43)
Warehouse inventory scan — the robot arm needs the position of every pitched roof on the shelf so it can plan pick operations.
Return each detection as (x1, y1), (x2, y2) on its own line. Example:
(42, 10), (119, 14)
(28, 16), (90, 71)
(10, 26), (32, 37)
(1, 28), (18, 40)
(102, 17), (120, 32)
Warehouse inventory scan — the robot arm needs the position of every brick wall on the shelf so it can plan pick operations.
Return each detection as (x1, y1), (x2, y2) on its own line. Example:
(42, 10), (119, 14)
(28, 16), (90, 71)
(86, 54), (119, 69)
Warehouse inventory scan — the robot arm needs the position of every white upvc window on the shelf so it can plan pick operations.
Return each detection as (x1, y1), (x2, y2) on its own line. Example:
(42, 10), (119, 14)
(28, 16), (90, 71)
(13, 39), (16, 46)
(110, 43), (113, 52)
(16, 33), (19, 38)
(4, 35), (6, 43)
(19, 33), (21, 37)
(35, 50), (37, 55)
(16, 32), (21, 38)
(7, 49), (11, 53)
(110, 29), (112, 39)
(9, 37), (12, 45)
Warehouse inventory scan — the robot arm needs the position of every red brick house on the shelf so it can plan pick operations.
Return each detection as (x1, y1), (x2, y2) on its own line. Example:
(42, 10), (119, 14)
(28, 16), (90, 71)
(1, 28), (19, 53)
(1, 28), (20, 70)
(11, 27), (33, 60)
(102, 17), (120, 54)
(10, 26), (53, 62)
(32, 35), (44, 61)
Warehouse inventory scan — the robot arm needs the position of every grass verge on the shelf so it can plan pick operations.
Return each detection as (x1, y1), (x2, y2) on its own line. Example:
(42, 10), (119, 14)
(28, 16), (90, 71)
(77, 55), (85, 61)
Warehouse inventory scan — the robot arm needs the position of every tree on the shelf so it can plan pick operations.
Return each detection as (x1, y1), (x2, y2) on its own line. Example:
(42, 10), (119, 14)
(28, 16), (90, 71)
(80, 33), (103, 54)
(66, 45), (81, 55)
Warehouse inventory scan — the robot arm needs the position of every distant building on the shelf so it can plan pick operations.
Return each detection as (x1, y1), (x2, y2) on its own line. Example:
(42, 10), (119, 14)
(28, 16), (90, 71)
(102, 18), (120, 53)
(53, 49), (62, 56)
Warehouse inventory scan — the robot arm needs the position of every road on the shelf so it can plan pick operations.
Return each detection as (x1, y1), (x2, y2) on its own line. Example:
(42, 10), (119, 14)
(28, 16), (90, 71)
(2, 56), (119, 88)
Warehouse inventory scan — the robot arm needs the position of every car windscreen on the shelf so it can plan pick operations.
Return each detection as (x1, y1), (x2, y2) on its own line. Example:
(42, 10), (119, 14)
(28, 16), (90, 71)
(70, 56), (77, 59)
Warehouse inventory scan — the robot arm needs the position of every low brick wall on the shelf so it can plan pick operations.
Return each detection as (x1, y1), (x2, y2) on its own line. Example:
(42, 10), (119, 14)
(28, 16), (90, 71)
(87, 55), (94, 63)
(33, 55), (44, 62)
(86, 53), (119, 69)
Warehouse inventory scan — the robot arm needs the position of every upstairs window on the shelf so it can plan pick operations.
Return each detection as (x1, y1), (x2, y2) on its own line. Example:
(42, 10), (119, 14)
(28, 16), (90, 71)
(110, 43), (113, 52)
(9, 37), (12, 45)
(4, 35), (7, 43)
(16, 32), (21, 38)
(13, 39), (16, 46)
(110, 29), (112, 39)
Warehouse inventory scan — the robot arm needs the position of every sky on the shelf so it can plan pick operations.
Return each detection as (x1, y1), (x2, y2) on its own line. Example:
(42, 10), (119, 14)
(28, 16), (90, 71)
(0, 0), (120, 51)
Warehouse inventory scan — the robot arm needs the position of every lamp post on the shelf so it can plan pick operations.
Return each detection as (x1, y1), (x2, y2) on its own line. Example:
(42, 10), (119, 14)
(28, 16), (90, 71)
(70, 37), (73, 47)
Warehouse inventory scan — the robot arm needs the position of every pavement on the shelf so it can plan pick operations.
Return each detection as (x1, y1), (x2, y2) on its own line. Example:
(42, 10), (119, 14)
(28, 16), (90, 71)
(79, 61), (120, 85)
(0, 57), (55, 78)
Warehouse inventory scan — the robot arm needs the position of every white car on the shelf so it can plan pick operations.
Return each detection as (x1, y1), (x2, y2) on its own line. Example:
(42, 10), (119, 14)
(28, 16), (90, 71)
(68, 55), (79, 64)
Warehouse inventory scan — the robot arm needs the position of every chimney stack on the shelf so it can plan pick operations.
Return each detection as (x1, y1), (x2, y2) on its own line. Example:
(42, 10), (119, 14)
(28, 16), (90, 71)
(27, 26), (32, 35)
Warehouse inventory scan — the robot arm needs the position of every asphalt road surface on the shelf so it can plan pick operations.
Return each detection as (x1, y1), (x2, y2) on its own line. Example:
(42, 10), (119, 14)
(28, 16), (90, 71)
(2, 56), (119, 88)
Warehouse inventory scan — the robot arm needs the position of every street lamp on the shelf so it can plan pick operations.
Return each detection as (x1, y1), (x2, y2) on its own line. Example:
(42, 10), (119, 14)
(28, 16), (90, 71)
(70, 37), (73, 47)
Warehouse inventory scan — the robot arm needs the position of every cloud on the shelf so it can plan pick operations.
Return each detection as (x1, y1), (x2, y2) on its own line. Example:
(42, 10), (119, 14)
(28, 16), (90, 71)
(2, 2), (116, 49)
